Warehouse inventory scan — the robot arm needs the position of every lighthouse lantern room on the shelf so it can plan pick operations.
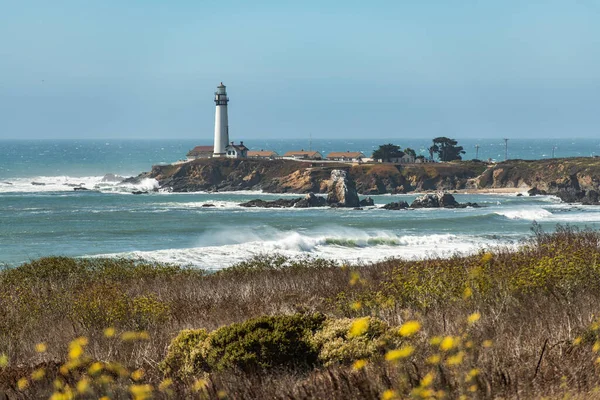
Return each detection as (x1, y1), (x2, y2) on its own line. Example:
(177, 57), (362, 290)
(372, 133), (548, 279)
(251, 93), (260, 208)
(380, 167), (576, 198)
(213, 82), (229, 157)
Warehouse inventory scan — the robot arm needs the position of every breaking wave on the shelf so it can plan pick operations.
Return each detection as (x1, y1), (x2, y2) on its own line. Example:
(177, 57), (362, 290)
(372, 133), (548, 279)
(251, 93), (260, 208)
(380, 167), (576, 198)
(93, 227), (505, 270)
(0, 176), (159, 194)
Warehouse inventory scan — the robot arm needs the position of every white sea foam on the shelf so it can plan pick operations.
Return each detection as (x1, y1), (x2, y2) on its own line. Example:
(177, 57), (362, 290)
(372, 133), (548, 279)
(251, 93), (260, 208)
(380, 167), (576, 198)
(94, 227), (501, 270)
(495, 208), (554, 220)
(0, 176), (159, 194)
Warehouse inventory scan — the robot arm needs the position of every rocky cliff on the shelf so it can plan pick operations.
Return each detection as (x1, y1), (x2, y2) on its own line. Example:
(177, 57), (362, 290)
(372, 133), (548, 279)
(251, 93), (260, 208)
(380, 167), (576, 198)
(476, 158), (600, 196)
(132, 157), (600, 197)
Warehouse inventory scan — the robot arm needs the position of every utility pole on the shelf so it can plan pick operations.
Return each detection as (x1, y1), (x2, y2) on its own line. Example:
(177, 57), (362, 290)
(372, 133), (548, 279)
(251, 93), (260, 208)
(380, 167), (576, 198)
(552, 145), (556, 158)
(503, 138), (509, 161)
(475, 144), (480, 160)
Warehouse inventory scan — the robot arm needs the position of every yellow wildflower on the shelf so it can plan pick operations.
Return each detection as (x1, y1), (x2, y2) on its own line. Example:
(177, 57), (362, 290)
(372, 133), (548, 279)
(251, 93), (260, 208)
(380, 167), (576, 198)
(352, 359), (368, 370)
(420, 372), (434, 387)
(76, 377), (90, 394)
(573, 337), (582, 346)
(88, 362), (103, 375)
(17, 378), (28, 390)
(130, 384), (153, 400)
(482, 340), (493, 348)
(31, 368), (45, 381)
(381, 389), (398, 400)
(467, 312), (481, 324)
(104, 327), (116, 338)
(429, 336), (442, 346)
(350, 301), (362, 311)
(385, 346), (414, 361)
(398, 320), (421, 337)
(0, 354), (8, 368)
(593, 341), (600, 353)
(440, 336), (455, 351)
(349, 317), (369, 338)
(446, 351), (465, 366)
(131, 369), (145, 381)
(462, 286), (473, 299)
(426, 354), (441, 365)
(35, 342), (47, 353)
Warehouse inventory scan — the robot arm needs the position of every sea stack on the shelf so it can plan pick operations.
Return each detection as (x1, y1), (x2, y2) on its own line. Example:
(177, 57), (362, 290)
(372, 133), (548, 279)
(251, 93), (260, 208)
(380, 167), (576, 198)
(213, 82), (229, 157)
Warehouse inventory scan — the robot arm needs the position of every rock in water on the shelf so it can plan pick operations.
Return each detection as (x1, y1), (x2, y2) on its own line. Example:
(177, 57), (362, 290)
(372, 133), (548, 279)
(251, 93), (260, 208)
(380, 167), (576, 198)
(359, 197), (375, 207)
(101, 173), (125, 183)
(410, 192), (460, 208)
(327, 170), (360, 208)
(527, 187), (547, 196)
(295, 193), (327, 208)
(240, 198), (300, 208)
(382, 201), (409, 210)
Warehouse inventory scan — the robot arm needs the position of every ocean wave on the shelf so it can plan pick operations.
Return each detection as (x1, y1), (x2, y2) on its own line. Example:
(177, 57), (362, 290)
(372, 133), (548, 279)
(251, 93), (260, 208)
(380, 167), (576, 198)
(495, 209), (554, 220)
(0, 175), (158, 194)
(92, 228), (503, 269)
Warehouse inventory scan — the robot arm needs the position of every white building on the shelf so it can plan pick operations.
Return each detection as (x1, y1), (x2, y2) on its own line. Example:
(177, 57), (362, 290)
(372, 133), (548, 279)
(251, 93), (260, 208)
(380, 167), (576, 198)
(225, 142), (249, 159)
(326, 151), (365, 162)
(213, 83), (229, 157)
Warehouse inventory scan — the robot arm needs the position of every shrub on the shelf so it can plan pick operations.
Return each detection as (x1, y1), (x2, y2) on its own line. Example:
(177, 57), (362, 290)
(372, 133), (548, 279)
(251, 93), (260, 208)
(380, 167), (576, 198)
(310, 317), (402, 366)
(161, 313), (326, 377)
(160, 329), (209, 379)
(131, 294), (170, 330)
(203, 313), (326, 372)
(71, 284), (129, 330)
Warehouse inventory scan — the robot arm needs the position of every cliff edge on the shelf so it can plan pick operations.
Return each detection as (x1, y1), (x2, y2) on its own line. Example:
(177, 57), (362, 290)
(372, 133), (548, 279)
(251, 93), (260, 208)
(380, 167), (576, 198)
(131, 157), (600, 196)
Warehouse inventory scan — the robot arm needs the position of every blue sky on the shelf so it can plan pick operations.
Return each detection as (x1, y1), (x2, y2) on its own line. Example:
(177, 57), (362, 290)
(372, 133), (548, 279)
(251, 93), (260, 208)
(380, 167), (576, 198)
(1, 0), (599, 140)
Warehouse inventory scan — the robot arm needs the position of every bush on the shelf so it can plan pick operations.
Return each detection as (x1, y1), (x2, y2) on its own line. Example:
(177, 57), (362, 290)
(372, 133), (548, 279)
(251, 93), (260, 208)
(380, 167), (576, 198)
(161, 313), (326, 377)
(131, 294), (170, 330)
(203, 313), (326, 372)
(310, 317), (401, 366)
(71, 284), (129, 330)
(160, 329), (209, 379)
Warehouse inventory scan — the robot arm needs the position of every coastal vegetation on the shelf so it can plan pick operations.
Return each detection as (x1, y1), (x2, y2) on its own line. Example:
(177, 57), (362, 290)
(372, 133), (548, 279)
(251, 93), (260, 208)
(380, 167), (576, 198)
(429, 137), (466, 162)
(2, 226), (600, 397)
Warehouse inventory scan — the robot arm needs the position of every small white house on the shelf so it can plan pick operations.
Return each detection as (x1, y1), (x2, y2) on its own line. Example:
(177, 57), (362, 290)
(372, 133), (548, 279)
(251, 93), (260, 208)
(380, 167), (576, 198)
(225, 141), (248, 159)
(326, 151), (365, 162)
(282, 150), (323, 160)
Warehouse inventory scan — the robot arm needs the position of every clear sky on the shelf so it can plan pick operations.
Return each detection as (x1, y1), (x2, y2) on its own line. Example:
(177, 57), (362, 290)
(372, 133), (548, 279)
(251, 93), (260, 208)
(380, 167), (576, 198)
(1, 0), (599, 140)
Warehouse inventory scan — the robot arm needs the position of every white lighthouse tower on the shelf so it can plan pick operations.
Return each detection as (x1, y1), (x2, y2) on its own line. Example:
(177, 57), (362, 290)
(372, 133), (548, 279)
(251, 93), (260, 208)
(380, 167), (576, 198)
(213, 82), (229, 157)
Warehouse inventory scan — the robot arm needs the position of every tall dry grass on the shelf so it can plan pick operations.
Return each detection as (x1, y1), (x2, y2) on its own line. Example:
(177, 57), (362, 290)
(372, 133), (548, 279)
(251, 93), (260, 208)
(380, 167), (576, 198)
(2, 225), (600, 398)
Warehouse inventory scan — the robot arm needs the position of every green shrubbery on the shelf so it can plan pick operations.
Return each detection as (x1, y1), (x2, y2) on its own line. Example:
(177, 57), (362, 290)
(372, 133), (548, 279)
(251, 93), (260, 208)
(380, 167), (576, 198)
(310, 317), (401, 366)
(161, 314), (401, 378)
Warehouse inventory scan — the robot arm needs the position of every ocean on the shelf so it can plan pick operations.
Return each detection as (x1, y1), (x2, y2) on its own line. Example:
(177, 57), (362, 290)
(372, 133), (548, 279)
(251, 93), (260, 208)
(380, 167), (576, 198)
(2, 138), (600, 269)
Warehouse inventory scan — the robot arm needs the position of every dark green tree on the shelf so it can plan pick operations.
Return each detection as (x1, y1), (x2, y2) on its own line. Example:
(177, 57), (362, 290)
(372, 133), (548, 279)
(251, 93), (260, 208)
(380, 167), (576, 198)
(403, 148), (417, 158)
(372, 144), (404, 162)
(430, 137), (465, 161)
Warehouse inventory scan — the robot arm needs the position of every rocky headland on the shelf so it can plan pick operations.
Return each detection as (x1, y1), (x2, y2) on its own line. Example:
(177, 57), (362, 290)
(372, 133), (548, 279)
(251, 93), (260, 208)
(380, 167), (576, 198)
(127, 157), (600, 203)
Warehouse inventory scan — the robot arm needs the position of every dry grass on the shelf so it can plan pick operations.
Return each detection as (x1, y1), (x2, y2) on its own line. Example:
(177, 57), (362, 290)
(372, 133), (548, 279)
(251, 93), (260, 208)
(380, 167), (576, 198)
(2, 226), (600, 398)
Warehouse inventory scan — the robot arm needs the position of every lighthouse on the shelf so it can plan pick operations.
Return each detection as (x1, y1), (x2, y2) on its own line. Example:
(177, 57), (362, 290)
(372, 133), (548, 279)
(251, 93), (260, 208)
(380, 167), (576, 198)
(213, 82), (229, 157)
